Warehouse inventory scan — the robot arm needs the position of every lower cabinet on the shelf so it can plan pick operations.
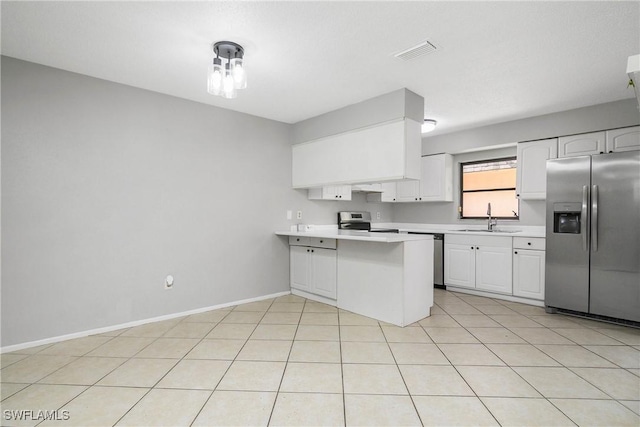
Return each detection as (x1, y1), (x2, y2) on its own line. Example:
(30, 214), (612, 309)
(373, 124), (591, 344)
(289, 237), (337, 300)
(444, 234), (513, 295)
(512, 237), (546, 300)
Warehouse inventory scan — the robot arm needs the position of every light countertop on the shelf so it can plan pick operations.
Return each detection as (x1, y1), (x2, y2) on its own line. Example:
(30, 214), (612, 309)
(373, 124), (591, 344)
(275, 229), (433, 243)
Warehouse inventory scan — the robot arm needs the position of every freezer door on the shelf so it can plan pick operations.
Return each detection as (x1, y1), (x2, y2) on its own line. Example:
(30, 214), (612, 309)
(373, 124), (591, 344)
(545, 156), (591, 312)
(589, 151), (640, 322)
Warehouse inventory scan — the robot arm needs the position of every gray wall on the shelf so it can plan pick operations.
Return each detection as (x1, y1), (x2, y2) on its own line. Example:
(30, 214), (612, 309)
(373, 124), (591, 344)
(394, 98), (640, 225)
(1, 57), (390, 347)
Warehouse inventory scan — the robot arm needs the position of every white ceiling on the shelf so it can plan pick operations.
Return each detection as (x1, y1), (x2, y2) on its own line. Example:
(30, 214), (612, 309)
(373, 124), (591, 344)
(2, 1), (638, 135)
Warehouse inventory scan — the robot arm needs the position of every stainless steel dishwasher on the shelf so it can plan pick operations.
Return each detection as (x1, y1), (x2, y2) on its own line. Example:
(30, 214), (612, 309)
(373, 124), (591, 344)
(408, 232), (444, 288)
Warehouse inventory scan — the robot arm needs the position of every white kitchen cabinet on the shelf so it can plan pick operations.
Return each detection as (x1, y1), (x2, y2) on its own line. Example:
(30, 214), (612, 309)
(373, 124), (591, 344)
(606, 126), (640, 153)
(396, 180), (421, 202)
(516, 138), (558, 200)
(289, 237), (337, 300)
(512, 237), (546, 300)
(420, 154), (453, 202)
(308, 185), (352, 201)
(366, 182), (397, 202)
(558, 131), (605, 158)
(445, 234), (512, 295)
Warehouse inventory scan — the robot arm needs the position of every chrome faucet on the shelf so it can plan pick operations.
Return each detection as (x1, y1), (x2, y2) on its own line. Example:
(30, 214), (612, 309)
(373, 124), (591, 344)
(487, 203), (497, 231)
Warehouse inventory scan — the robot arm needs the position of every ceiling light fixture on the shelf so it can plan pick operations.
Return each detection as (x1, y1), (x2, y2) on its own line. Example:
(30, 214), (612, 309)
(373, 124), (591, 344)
(421, 119), (437, 133)
(208, 41), (246, 99)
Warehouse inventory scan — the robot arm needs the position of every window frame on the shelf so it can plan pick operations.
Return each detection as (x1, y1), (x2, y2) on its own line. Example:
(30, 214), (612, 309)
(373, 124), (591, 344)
(459, 156), (520, 220)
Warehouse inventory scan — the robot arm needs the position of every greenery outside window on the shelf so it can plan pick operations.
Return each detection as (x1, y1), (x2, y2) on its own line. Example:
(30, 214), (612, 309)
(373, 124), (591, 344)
(460, 157), (519, 219)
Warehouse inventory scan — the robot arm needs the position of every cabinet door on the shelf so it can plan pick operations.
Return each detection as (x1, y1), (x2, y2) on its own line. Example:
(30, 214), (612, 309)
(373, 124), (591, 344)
(516, 139), (558, 200)
(476, 245), (512, 294)
(337, 185), (352, 201)
(420, 154), (453, 201)
(290, 246), (311, 292)
(513, 249), (545, 300)
(396, 180), (420, 202)
(380, 182), (397, 202)
(558, 132), (605, 157)
(310, 248), (337, 299)
(606, 126), (640, 153)
(444, 243), (475, 289)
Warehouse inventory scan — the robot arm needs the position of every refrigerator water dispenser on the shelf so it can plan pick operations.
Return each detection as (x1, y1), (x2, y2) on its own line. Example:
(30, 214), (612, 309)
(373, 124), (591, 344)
(553, 202), (582, 234)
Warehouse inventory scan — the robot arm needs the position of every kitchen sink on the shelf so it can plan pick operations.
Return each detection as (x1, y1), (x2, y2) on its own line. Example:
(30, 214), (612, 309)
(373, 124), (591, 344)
(452, 229), (521, 233)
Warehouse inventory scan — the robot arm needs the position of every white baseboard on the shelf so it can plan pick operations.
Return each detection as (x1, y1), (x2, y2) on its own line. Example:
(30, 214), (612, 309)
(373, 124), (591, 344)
(445, 286), (545, 307)
(1, 291), (291, 354)
(290, 289), (336, 306)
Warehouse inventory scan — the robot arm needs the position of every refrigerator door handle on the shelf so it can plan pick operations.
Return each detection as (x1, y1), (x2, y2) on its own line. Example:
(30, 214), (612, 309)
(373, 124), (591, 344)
(591, 184), (598, 252)
(582, 185), (589, 251)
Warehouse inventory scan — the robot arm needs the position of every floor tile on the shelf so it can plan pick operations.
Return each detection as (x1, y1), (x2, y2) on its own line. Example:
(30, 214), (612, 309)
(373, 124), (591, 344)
(513, 366), (609, 399)
(584, 345), (640, 369)
(183, 310), (229, 323)
(343, 364), (407, 394)
(0, 353), (28, 368)
(133, 337), (199, 359)
(279, 362), (343, 393)
(399, 365), (474, 396)
(1, 384), (86, 427)
(217, 361), (286, 391)
(423, 327), (479, 343)
(341, 341), (395, 364)
(536, 344), (616, 367)
(486, 344), (560, 367)
(156, 359), (231, 390)
(39, 386), (147, 427)
(120, 319), (180, 337)
(456, 294), (500, 305)
(236, 340), (292, 361)
(489, 314), (544, 328)
(206, 323), (256, 340)
(299, 312), (339, 325)
(250, 324), (298, 340)
(467, 327), (526, 344)
(439, 343), (505, 366)
(388, 343), (450, 365)
(550, 398), (640, 427)
(552, 327), (626, 345)
(503, 303), (547, 316)
(260, 312), (301, 325)
(474, 304), (517, 315)
(1, 383), (29, 401)
(185, 339), (245, 360)
(620, 400), (640, 416)
(86, 336), (155, 357)
(288, 340), (341, 363)
(192, 390), (276, 426)
(9, 343), (53, 355)
(340, 325), (386, 342)
(570, 367), (640, 400)
(97, 358), (177, 387)
(36, 336), (112, 356)
(509, 327), (574, 344)
(450, 314), (501, 328)
(381, 325), (432, 343)
(271, 392), (344, 426)
(162, 322), (214, 338)
(275, 294), (305, 303)
(115, 388), (210, 427)
(38, 356), (126, 385)
(303, 302), (337, 313)
(593, 327), (640, 345)
(232, 300), (272, 312)
(527, 315), (584, 328)
(268, 302), (304, 313)
(418, 314), (461, 328)
(220, 311), (264, 324)
(344, 394), (421, 426)
(457, 366), (541, 397)
(338, 311), (379, 326)
(439, 303), (483, 315)
(413, 396), (499, 426)
(0, 355), (76, 383)
(295, 325), (339, 341)
(481, 397), (574, 426)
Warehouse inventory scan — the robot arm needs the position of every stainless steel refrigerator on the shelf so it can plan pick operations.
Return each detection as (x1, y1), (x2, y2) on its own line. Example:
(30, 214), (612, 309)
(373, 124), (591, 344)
(545, 150), (640, 323)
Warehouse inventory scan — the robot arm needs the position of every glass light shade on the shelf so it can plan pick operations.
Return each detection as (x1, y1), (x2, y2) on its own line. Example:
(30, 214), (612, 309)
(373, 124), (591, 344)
(222, 64), (237, 99)
(230, 57), (247, 89)
(421, 119), (437, 133)
(207, 59), (223, 95)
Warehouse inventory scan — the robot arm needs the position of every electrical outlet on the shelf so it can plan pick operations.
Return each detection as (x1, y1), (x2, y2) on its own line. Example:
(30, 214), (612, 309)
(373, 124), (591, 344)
(296, 210), (303, 220)
(165, 275), (174, 289)
(376, 212), (381, 220)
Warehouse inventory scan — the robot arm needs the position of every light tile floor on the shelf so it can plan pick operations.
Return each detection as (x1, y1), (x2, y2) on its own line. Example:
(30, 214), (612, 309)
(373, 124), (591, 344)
(2, 290), (639, 426)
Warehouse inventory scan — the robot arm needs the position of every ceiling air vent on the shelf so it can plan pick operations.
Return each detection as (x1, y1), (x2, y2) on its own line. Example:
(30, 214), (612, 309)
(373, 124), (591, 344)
(394, 40), (437, 61)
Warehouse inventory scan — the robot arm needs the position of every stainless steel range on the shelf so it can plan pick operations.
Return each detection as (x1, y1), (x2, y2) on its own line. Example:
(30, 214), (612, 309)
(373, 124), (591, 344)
(337, 211), (399, 233)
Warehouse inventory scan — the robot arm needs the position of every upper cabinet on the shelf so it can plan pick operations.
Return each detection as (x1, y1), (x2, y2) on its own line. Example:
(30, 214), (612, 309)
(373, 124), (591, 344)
(308, 185), (352, 201)
(516, 138), (558, 200)
(420, 154), (453, 202)
(606, 126), (640, 153)
(558, 131), (605, 157)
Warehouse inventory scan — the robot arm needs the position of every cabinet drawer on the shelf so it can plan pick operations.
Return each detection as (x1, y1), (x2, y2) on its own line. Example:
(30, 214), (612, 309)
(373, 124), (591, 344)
(289, 236), (310, 246)
(513, 237), (545, 250)
(309, 237), (337, 249)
